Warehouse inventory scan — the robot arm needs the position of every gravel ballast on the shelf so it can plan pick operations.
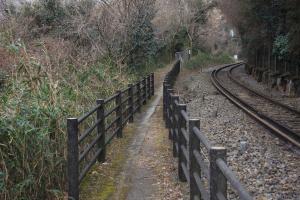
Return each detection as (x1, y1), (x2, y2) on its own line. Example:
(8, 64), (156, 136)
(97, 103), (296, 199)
(233, 66), (300, 111)
(174, 66), (300, 199)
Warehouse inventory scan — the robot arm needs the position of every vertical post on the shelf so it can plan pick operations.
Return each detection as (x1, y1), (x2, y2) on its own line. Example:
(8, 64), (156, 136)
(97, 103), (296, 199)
(169, 93), (174, 140)
(167, 89), (174, 137)
(116, 90), (123, 138)
(275, 56), (277, 72)
(67, 118), (79, 200)
(137, 81), (141, 113)
(178, 104), (187, 182)
(210, 147), (227, 200)
(128, 84), (134, 122)
(96, 99), (106, 162)
(164, 82), (170, 123)
(143, 78), (147, 105)
(172, 95), (179, 157)
(284, 61), (287, 73)
(163, 81), (167, 121)
(147, 75), (151, 99)
(189, 119), (200, 200)
(151, 73), (155, 96)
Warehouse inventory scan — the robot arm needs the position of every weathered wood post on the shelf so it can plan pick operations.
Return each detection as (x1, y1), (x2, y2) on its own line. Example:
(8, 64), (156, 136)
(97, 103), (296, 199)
(210, 147), (227, 200)
(172, 95), (179, 157)
(116, 90), (123, 138)
(143, 78), (147, 105)
(189, 119), (201, 200)
(178, 104), (187, 182)
(137, 81), (141, 113)
(163, 81), (167, 120)
(164, 82), (170, 123)
(96, 99), (106, 162)
(151, 73), (155, 96)
(128, 84), (134, 123)
(147, 75), (151, 99)
(167, 89), (174, 139)
(67, 118), (79, 200)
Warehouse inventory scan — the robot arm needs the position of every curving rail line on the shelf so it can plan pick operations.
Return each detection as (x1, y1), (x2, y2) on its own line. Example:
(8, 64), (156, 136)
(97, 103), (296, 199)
(211, 63), (300, 148)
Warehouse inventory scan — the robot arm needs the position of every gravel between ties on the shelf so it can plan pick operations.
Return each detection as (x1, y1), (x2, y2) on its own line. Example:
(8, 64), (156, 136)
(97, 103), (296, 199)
(174, 66), (300, 199)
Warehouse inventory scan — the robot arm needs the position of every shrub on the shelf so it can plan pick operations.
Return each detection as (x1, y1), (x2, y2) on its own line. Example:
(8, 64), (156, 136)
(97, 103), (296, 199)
(185, 51), (233, 69)
(0, 40), (134, 199)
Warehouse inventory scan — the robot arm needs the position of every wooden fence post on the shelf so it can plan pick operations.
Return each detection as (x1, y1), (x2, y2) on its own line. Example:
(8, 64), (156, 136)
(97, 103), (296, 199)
(189, 119), (200, 200)
(151, 73), (155, 96)
(167, 89), (174, 139)
(210, 147), (227, 200)
(172, 95), (179, 157)
(116, 90), (123, 138)
(147, 75), (151, 99)
(164, 84), (169, 126)
(163, 81), (167, 120)
(164, 83), (170, 124)
(143, 78), (147, 105)
(178, 104), (187, 182)
(137, 81), (141, 113)
(96, 99), (106, 162)
(128, 84), (134, 122)
(67, 118), (79, 200)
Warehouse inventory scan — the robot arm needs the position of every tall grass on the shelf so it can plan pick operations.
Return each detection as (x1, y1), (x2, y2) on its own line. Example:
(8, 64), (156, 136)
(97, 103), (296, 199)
(185, 51), (233, 69)
(0, 1), (169, 198)
(0, 40), (142, 199)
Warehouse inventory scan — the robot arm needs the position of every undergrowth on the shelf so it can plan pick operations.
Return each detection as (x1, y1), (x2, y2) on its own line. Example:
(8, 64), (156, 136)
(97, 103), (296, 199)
(0, 37), (162, 200)
(0, 0), (183, 199)
(185, 51), (233, 69)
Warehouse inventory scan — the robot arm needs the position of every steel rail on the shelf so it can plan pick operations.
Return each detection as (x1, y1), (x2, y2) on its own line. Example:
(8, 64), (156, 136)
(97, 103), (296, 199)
(228, 65), (300, 115)
(211, 63), (300, 148)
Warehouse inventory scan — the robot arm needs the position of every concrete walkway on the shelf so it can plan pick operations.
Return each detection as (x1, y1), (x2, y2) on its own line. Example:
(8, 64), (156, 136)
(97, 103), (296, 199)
(112, 86), (163, 199)
(80, 66), (188, 200)
(111, 66), (188, 200)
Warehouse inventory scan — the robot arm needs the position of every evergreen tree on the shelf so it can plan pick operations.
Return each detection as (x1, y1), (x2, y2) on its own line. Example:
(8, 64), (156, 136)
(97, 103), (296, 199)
(125, 0), (157, 69)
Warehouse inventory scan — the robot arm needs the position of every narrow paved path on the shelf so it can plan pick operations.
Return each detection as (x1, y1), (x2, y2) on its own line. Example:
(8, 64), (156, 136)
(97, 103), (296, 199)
(80, 65), (188, 200)
(111, 66), (188, 200)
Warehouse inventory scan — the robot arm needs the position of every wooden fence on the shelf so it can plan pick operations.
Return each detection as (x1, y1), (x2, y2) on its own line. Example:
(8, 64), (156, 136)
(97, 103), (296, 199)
(163, 60), (252, 200)
(67, 73), (154, 200)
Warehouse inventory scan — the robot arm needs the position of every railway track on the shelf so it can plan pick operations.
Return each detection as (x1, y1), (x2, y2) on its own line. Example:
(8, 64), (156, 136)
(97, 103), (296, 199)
(211, 63), (300, 148)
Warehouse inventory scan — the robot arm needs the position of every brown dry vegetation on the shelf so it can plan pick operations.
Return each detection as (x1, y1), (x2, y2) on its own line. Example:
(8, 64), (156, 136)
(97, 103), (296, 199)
(0, 47), (13, 71)
(0, 0), (234, 199)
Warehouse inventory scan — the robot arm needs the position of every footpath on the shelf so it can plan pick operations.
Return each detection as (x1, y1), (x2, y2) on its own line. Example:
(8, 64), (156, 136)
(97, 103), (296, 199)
(81, 65), (188, 200)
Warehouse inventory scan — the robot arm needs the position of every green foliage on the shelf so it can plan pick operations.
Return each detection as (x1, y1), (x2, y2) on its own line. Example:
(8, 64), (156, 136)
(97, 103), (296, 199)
(0, 54), (136, 199)
(172, 28), (189, 52)
(286, 0), (300, 58)
(17, 0), (66, 28)
(185, 51), (233, 69)
(34, 0), (66, 26)
(125, 1), (158, 69)
(0, 1), (168, 198)
(0, 81), (66, 199)
(222, 0), (300, 62)
(273, 35), (289, 59)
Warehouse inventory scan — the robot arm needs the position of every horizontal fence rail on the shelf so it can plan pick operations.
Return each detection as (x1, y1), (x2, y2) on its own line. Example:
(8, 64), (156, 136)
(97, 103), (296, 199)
(163, 58), (252, 200)
(67, 73), (154, 200)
